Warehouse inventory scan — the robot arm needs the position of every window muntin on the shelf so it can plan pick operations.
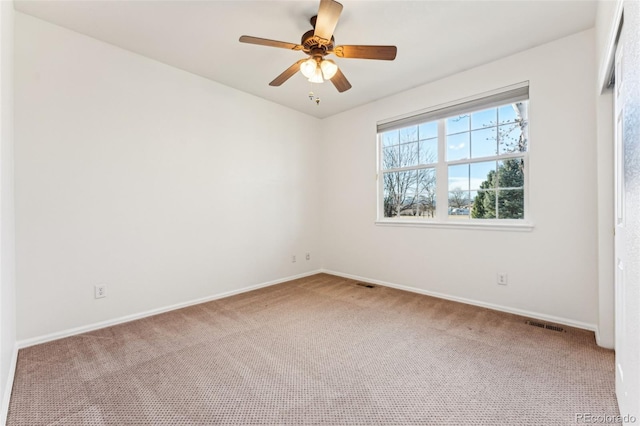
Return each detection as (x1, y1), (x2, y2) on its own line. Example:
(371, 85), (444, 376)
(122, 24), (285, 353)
(378, 98), (528, 224)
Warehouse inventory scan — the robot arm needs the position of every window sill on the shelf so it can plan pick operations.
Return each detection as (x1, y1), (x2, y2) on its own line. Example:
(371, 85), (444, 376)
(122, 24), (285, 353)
(374, 219), (534, 232)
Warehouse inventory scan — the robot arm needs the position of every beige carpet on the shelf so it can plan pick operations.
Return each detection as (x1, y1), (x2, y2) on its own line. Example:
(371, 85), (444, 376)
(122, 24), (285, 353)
(8, 273), (618, 425)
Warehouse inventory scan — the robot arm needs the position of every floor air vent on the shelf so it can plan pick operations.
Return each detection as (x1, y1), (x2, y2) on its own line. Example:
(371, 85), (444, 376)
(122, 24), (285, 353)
(355, 282), (376, 289)
(525, 320), (565, 333)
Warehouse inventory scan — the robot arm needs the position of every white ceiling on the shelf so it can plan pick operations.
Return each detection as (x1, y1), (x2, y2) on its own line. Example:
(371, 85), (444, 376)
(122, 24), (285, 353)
(14, 0), (597, 119)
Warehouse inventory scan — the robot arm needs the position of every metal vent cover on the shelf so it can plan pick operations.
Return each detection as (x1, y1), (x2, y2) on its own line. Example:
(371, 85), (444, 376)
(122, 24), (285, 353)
(355, 282), (376, 289)
(525, 320), (565, 333)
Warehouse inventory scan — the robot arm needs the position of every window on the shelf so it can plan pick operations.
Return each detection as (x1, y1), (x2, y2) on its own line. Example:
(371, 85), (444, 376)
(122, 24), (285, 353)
(377, 83), (530, 227)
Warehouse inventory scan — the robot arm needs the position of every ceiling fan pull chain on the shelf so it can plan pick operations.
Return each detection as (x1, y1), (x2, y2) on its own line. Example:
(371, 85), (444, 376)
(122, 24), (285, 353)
(308, 81), (315, 101)
(308, 82), (321, 105)
(313, 82), (321, 105)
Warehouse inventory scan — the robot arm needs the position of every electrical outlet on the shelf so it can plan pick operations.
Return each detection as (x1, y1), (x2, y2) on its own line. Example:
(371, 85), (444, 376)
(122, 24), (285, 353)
(306, 253), (311, 261)
(95, 284), (107, 299)
(497, 273), (508, 286)
(292, 255), (296, 263)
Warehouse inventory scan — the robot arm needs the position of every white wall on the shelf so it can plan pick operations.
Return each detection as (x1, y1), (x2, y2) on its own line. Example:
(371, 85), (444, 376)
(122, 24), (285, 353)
(0, 0), (16, 422)
(14, 13), (322, 341)
(321, 30), (599, 330)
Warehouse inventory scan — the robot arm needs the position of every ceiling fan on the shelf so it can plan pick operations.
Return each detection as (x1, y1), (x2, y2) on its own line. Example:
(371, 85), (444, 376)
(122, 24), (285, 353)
(239, 0), (397, 93)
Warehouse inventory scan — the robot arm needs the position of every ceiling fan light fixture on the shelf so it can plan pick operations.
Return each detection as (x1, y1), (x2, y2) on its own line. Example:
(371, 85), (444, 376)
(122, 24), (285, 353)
(320, 59), (338, 80)
(308, 67), (324, 83)
(300, 58), (318, 78)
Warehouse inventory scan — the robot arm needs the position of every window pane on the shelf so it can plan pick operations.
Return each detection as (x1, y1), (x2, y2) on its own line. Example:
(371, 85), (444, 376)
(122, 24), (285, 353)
(448, 163), (469, 192)
(449, 206), (470, 218)
(470, 161), (496, 190)
(498, 104), (520, 124)
(497, 158), (524, 189)
(498, 123), (525, 154)
(470, 189), (496, 219)
(401, 170), (417, 217)
(419, 138), (437, 165)
(448, 189), (471, 218)
(399, 126), (418, 143)
(382, 146), (399, 170)
(471, 127), (497, 159)
(470, 190), (478, 204)
(446, 114), (470, 135)
(447, 132), (470, 161)
(497, 189), (524, 219)
(399, 142), (419, 168)
(471, 108), (497, 130)
(416, 169), (437, 218)
(383, 171), (417, 218)
(404, 170), (417, 200)
(419, 121), (438, 140)
(382, 130), (399, 147)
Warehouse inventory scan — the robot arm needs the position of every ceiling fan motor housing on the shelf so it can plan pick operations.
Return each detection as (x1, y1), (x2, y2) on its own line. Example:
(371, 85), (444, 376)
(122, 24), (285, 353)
(301, 29), (335, 54)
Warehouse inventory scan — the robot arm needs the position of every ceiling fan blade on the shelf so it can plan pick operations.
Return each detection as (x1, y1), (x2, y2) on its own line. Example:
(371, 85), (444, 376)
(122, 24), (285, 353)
(239, 35), (303, 51)
(314, 0), (343, 41)
(269, 59), (306, 86)
(330, 68), (352, 93)
(333, 45), (397, 60)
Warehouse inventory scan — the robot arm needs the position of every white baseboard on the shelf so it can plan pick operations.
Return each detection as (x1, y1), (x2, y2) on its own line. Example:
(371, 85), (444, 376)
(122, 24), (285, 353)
(0, 343), (18, 426)
(17, 270), (323, 349)
(322, 269), (598, 333)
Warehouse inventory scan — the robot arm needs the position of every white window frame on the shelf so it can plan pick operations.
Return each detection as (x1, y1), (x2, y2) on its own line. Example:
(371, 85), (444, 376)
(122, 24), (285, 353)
(375, 82), (533, 231)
